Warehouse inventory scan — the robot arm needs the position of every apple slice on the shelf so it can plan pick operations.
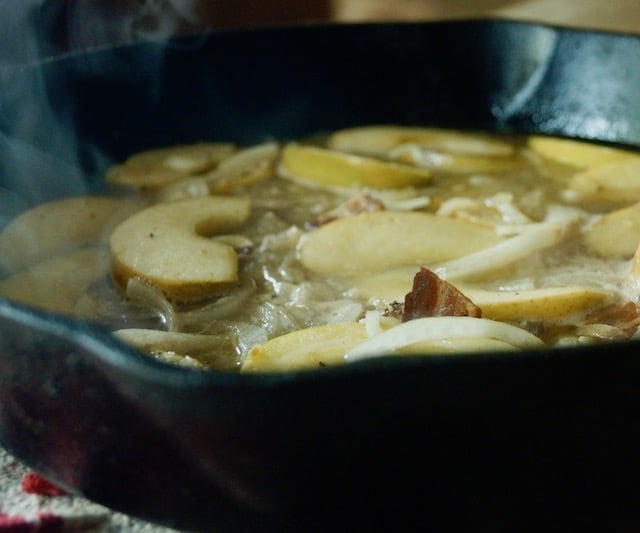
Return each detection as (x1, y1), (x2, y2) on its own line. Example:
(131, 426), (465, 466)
(0, 248), (108, 314)
(0, 196), (141, 274)
(297, 211), (503, 276)
(569, 157), (640, 203)
(328, 125), (515, 157)
(583, 202), (640, 258)
(278, 143), (432, 189)
(106, 142), (236, 191)
(109, 195), (251, 302)
(527, 135), (634, 168)
(241, 322), (367, 372)
(462, 286), (616, 321)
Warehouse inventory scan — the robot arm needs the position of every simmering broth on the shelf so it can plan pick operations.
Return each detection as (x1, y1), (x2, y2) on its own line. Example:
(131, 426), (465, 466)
(2, 126), (640, 372)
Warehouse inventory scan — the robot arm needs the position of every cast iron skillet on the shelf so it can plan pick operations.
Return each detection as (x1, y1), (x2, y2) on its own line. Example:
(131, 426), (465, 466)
(2, 19), (640, 532)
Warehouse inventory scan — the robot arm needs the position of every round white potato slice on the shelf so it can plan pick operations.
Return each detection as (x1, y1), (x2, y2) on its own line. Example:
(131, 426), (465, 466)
(527, 135), (634, 168)
(0, 247), (108, 314)
(106, 142), (237, 191)
(0, 196), (141, 274)
(109, 195), (251, 302)
(278, 143), (433, 189)
(242, 322), (367, 372)
(328, 125), (515, 157)
(568, 157), (640, 203)
(297, 211), (503, 276)
(583, 202), (640, 258)
(344, 316), (544, 362)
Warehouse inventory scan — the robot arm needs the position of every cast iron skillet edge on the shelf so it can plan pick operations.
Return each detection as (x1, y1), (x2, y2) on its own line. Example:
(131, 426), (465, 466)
(2, 19), (640, 532)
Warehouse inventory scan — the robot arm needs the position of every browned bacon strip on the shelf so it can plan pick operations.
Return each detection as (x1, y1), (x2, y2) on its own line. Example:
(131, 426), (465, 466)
(401, 267), (482, 322)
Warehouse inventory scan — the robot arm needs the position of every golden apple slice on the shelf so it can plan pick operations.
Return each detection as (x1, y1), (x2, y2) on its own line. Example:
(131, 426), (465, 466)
(389, 143), (526, 174)
(0, 196), (141, 274)
(0, 248), (108, 314)
(278, 143), (432, 189)
(527, 135), (634, 168)
(109, 195), (251, 302)
(205, 142), (279, 193)
(241, 322), (367, 372)
(297, 211), (503, 276)
(106, 142), (236, 191)
(569, 157), (640, 203)
(328, 125), (515, 157)
(462, 286), (616, 321)
(583, 202), (640, 258)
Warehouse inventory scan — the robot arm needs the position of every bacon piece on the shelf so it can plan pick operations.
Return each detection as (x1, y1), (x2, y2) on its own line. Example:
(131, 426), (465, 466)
(583, 301), (640, 335)
(307, 193), (384, 228)
(401, 267), (482, 322)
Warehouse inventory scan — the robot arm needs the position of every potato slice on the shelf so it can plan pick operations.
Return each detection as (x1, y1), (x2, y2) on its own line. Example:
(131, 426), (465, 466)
(328, 125), (515, 157)
(0, 196), (141, 273)
(109, 195), (251, 302)
(241, 322), (367, 372)
(297, 211), (502, 276)
(569, 157), (640, 203)
(462, 286), (616, 321)
(0, 248), (108, 314)
(106, 142), (236, 191)
(583, 203), (640, 258)
(527, 135), (634, 168)
(278, 143), (432, 189)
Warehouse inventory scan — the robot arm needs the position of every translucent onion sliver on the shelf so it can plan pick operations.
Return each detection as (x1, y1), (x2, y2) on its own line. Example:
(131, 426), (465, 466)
(344, 316), (544, 362)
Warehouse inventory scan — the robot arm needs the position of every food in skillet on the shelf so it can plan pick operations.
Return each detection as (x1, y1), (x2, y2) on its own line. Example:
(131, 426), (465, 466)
(2, 126), (640, 372)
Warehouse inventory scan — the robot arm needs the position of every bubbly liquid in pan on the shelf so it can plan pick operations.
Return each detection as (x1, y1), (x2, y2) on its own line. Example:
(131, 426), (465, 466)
(2, 126), (640, 372)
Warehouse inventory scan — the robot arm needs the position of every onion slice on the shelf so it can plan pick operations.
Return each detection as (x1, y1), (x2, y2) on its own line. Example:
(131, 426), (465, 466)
(344, 316), (544, 362)
(435, 222), (566, 281)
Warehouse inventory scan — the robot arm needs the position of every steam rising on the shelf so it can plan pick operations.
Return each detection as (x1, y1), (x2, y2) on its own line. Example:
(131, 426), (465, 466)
(0, 0), (208, 227)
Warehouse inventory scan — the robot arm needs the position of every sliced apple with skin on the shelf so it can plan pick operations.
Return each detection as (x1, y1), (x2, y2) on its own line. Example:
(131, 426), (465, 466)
(328, 125), (515, 158)
(106, 142), (237, 191)
(241, 322), (367, 372)
(0, 196), (142, 274)
(0, 247), (109, 314)
(278, 143), (433, 189)
(462, 286), (617, 321)
(527, 135), (635, 168)
(583, 202), (640, 258)
(297, 211), (503, 276)
(109, 195), (251, 302)
(568, 157), (640, 203)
